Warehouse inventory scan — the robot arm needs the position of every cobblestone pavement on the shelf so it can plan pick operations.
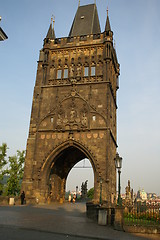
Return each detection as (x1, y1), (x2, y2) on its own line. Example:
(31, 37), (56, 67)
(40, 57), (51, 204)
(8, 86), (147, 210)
(0, 226), (97, 240)
(0, 203), (159, 240)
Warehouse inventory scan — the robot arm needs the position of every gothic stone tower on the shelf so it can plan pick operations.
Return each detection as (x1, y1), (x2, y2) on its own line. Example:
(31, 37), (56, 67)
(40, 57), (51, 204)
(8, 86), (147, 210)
(22, 3), (120, 205)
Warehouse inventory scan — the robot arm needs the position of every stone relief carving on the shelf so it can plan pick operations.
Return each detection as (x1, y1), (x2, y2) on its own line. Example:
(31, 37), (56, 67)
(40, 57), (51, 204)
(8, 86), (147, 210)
(70, 64), (75, 78)
(55, 97), (89, 131)
(49, 66), (55, 78)
(38, 87), (107, 132)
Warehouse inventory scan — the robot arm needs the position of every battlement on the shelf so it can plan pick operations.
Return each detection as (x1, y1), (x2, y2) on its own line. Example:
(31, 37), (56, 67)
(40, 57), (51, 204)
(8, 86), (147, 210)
(44, 32), (113, 49)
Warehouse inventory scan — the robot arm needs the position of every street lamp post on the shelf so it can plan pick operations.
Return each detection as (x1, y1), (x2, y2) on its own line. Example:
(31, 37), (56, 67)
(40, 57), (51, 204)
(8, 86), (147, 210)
(115, 153), (122, 206)
(99, 178), (102, 205)
(76, 185), (78, 198)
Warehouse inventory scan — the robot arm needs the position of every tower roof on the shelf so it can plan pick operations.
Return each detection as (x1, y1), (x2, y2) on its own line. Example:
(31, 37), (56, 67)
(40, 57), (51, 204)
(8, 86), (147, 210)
(69, 4), (101, 37)
(46, 18), (55, 40)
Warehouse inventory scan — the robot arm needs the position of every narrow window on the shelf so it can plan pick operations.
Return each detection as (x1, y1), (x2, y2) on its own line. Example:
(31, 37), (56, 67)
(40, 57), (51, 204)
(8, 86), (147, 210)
(50, 117), (53, 123)
(84, 66), (89, 77)
(64, 68), (68, 78)
(91, 66), (96, 76)
(57, 69), (62, 79)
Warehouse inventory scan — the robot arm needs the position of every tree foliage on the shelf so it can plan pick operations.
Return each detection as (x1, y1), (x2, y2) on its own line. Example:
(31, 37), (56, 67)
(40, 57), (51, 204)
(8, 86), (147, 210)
(81, 180), (88, 199)
(0, 143), (8, 194)
(0, 143), (7, 171)
(87, 187), (94, 200)
(3, 149), (25, 196)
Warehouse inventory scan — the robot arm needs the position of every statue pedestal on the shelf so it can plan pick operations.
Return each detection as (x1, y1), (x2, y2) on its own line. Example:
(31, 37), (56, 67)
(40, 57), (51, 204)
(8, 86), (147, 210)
(86, 202), (115, 226)
(98, 208), (107, 225)
(114, 206), (124, 231)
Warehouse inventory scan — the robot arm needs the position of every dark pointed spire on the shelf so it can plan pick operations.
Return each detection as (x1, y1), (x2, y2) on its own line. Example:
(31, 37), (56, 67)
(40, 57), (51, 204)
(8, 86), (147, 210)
(105, 7), (111, 32)
(46, 16), (55, 40)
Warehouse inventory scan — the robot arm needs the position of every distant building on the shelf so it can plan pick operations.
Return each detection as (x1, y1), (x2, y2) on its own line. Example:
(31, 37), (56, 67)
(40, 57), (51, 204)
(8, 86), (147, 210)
(0, 17), (8, 41)
(136, 189), (147, 202)
(147, 192), (157, 200)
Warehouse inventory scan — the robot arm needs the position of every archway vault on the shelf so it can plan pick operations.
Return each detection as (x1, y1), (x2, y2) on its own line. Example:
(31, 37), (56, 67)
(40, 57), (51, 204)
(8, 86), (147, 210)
(39, 139), (98, 203)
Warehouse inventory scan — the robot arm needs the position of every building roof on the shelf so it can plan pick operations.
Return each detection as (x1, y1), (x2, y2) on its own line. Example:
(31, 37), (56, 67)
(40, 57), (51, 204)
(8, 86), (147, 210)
(46, 22), (55, 40)
(0, 27), (8, 41)
(69, 4), (101, 37)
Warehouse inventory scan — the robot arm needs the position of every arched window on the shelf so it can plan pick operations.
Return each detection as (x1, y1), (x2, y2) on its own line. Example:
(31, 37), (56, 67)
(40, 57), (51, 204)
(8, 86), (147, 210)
(64, 68), (68, 78)
(84, 64), (89, 77)
(57, 69), (62, 79)
(91, 62), (96, 76)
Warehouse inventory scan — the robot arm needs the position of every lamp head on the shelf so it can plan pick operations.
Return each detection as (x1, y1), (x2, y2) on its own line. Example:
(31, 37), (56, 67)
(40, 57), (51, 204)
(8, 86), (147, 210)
(115, 153), (122, 169)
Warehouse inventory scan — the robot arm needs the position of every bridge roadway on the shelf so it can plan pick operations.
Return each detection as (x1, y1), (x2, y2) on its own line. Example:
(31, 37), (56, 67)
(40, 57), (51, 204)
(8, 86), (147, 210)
(0, 202), (159, 240)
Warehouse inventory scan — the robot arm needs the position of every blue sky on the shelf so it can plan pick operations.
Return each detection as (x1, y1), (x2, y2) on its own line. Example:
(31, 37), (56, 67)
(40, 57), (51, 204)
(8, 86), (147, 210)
(1, 0), (160, 195)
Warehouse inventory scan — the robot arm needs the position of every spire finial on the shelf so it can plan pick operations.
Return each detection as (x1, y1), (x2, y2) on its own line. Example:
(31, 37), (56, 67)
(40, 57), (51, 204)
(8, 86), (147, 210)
(114, 40), (116, 49)
(105, 5), (111, 33)
(51, 15), (55, 29)
(107, 6), (109, 17)
(78, 0), (80, 7)
(94, 0), (96, 4)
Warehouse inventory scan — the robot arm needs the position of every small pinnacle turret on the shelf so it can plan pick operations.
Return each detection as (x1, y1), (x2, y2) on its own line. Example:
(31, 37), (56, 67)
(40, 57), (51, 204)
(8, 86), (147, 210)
(0, 16), (8, 41)
(105, 7), (112, 33)
(46, 16), (55, 40)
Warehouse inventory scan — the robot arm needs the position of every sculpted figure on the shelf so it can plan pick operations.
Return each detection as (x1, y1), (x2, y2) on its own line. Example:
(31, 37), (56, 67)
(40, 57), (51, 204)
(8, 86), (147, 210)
(70, 64), (74, 77)
(76, 63), (82, 77)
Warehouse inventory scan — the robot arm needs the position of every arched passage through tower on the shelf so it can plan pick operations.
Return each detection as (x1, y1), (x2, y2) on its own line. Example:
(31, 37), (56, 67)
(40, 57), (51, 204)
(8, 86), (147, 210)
(39, 140), (98, 203)
(66, 158), (94, 197)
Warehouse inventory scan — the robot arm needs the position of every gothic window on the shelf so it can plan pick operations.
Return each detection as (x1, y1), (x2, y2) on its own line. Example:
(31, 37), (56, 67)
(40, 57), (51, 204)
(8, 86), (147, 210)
(91, 66), (96, 76)
(84, 66), (89, 77)
(57, 69), (62, 79)
(64, 68), (68, 78)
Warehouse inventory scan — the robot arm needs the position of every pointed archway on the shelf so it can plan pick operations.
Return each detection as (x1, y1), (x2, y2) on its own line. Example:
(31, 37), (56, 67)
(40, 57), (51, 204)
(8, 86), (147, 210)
(66, 158), (93, 195)
(37, 140), (98, 203)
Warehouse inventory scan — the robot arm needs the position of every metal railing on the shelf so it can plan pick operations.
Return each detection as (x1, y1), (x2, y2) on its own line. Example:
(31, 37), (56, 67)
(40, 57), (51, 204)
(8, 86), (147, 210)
(124, 205), (160, 226)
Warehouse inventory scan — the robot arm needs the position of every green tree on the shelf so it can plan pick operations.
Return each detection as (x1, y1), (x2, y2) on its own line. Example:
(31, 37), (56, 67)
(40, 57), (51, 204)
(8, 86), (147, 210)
(4, 150), (25, 196)
(0, 143), (7, 194)
(87, 187), (94, 200)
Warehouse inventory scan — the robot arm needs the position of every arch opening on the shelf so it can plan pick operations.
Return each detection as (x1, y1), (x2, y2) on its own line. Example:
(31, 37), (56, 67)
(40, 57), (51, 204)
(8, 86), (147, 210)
(66, 158), (94, 199)
(45, 144), (96, 203)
